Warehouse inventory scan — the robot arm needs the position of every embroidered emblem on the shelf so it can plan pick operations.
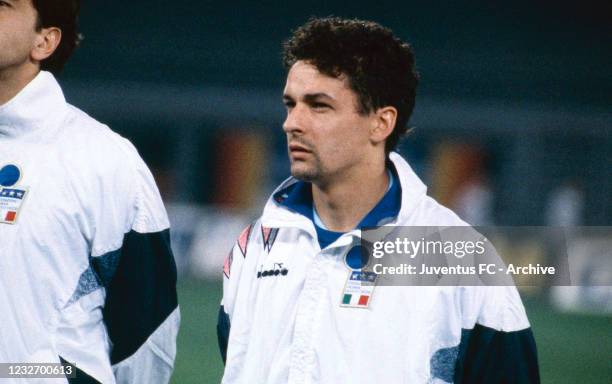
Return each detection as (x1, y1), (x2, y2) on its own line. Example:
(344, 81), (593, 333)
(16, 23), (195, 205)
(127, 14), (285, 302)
(223, 251), (233, 279)
(340, 270), (377, 308)
(237, 224), (253, 257)
(261, 226), (279, 253)
(340, 245), (377, 309)
(0, 164), (28, 225)
(257, 262), (289, 278)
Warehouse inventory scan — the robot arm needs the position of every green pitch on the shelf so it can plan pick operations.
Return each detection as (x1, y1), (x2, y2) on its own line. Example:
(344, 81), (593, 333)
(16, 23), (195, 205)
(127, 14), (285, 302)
(172, 279), (611, 383)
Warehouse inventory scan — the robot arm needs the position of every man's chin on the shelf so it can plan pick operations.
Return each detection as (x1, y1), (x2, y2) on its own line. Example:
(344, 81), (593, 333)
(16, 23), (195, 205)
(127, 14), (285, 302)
(290, 165), (318, 182)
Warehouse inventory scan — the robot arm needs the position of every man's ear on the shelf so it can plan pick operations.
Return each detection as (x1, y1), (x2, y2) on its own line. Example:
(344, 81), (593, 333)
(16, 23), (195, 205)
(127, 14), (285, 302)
(31, 27), (62, 62)
(370, 106), (397, 145)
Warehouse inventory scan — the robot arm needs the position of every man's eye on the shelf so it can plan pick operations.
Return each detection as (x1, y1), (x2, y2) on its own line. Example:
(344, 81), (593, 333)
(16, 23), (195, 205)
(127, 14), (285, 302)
(312, 103), (330, 110)
(283, 101), (295, 109)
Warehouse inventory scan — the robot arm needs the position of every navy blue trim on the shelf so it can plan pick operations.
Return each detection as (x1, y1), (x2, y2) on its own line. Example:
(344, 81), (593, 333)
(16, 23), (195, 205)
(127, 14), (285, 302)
(91, 249), (121, 288)
(316, 226), (343, 249)
(453, 324), (540, 384)
(217, 305), (231, 364)
(430, 329), (470, 382)
(274, 181), (313, 219)
(59, 356), (101, 384)
(65, 264), (103, 307)
(101, 229), (178, 364)
(66, 250), (122, 308)
(275, 164), (402, 249)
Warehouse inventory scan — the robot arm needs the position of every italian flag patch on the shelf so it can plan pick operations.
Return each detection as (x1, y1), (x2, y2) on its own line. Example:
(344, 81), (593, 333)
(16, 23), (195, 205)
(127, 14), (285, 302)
(340, 271), (377, 309)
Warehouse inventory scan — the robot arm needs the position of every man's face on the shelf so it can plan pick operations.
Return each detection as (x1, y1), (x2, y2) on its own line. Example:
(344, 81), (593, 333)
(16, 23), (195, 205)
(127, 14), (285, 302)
(282, 61), (376, 185)
(0, 0), (40, 73)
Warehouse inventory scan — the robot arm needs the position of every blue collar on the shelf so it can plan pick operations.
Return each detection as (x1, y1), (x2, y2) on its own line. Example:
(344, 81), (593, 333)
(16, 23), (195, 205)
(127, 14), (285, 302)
(274, 164), (402, 248)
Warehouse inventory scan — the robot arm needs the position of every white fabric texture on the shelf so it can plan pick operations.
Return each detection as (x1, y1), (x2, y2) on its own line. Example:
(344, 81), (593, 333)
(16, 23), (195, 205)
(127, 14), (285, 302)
(221, 153), (530, 384)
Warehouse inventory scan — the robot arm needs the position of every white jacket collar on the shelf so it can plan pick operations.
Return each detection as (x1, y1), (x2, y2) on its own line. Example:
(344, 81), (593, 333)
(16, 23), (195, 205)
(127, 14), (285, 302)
(388, 152), (428, 223)
(0, 71), (68, 138)
(260, 152), (427, 231)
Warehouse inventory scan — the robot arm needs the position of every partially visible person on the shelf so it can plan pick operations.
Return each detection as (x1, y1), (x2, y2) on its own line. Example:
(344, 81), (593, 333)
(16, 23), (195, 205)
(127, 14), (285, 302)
(0, 1), (179, 382)
(545, 180), (584, 227)
(454, 175), (494, 226)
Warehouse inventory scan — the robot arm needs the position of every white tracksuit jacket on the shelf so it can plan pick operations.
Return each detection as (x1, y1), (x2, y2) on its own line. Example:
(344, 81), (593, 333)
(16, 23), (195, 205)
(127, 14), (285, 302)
(0, 71), (180, 383)
(219, 153), (539, 384)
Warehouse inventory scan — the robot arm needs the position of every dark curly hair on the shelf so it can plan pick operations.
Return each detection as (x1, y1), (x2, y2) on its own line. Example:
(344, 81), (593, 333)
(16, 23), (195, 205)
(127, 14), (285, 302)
(283, 17), (419, 154)
(32, 0), (82, 74)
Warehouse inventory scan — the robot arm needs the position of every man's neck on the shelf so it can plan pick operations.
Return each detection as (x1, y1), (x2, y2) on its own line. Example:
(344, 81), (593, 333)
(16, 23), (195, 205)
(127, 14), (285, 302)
(312, 158), (389, 232)
(0, 64), (40, 106)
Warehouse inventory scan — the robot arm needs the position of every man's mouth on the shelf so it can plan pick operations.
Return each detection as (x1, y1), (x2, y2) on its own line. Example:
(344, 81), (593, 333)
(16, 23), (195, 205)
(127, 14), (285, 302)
(288, 144), (311, 154)
(287, 138), (316, 163)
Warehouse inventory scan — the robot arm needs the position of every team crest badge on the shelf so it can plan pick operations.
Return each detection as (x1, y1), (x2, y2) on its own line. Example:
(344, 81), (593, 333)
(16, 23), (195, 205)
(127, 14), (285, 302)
(341, 270), (377, 308)
(0, 164), (28, 225)
(340, 244), (377, 309)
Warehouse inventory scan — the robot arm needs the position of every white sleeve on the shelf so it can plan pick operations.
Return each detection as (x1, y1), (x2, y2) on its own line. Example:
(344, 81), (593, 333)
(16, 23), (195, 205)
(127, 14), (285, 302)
(103, 144), (180, 383)
(218, 221), (256, 363)
(57, 139), (180, 383)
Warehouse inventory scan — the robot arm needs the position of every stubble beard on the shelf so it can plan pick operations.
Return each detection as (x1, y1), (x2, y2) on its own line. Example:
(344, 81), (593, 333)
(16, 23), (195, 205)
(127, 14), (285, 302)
(289, 154), (322, 183)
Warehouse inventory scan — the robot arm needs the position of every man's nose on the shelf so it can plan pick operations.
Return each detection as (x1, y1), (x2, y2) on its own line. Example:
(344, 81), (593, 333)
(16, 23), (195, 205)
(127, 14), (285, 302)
(283, 105), (306, 135)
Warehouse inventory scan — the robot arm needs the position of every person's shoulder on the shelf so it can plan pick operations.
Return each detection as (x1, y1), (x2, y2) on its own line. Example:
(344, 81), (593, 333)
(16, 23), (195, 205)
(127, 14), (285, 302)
(403, 194), (469, 227)
(60, 104), (145, 171)
(390, 152), (468, 227)
(53, 105), (154, 203)
(423, 196), (468, 225)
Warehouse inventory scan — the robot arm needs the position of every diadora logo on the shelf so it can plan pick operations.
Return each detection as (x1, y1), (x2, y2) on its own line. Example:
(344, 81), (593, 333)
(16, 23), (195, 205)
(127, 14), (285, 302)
(257, 262), (289, 278)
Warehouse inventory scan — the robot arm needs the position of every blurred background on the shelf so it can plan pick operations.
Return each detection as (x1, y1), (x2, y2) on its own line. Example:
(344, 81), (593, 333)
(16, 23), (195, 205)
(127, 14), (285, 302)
(59, 1), (610, 382)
